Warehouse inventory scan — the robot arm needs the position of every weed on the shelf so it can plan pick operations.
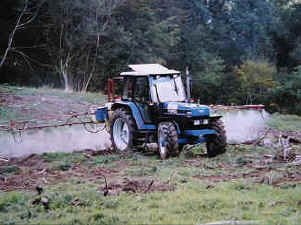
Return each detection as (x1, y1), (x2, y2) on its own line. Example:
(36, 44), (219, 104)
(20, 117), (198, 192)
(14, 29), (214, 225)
(0, 192), (30, 215)
(180, 144), (206, 158)
(58, 161), (72, 171)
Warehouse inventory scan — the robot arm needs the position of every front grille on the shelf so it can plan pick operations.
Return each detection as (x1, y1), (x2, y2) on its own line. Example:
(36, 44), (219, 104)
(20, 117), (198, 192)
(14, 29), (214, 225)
(178, 118), (211, 130)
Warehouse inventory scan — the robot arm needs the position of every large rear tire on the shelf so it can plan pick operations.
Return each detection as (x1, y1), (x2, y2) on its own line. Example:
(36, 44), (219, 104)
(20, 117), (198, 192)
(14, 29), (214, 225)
(110, 108), (136, 152)
(206, 119), (227, 157)
(157, 122), (179, 160)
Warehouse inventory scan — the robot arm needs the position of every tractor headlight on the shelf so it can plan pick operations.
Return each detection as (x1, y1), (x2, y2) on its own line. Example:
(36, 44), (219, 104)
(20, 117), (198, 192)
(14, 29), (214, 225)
(194, 119), (209, 126)
(194, 120), (200, 125)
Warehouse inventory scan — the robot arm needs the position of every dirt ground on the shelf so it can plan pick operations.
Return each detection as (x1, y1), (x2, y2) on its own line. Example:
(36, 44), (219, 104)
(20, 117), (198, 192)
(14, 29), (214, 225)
(0, 151), (175, 193)
(0, 89), (95, 121)
(1, 144), (301, 193)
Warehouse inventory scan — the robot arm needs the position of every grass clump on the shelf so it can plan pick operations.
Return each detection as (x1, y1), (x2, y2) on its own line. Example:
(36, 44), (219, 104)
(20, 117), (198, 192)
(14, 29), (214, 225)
(0, 165), (21, 176)
(41, 152), (86, 164)
(0, 108), (20, 123)
(89, 154), (122, 167)
(41, 152), (87, 171)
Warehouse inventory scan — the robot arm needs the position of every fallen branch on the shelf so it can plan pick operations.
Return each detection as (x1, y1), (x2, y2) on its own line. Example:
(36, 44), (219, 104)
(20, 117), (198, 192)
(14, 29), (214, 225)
(144, 180), (154, 193)
(83, 153), (92, 159)
(241, 128), (271, 145)
(42, 177), (48, 184)
(37, 168), (47, 175)
(0, 156), (9, 162)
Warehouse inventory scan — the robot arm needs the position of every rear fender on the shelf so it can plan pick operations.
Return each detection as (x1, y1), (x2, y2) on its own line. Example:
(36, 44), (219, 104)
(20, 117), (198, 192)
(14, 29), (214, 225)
(111, 102), (156, 131)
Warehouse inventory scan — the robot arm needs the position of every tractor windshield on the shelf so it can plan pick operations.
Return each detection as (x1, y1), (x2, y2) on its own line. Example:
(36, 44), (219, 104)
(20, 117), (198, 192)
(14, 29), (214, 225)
(152, 75), (186, 102)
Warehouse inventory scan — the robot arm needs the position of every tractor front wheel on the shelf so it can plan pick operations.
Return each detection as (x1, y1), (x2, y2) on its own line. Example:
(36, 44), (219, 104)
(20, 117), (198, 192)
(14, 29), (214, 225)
(206, 119), (227, 157)
(110, 108), (136, 152)
(157, 122), (179, 160)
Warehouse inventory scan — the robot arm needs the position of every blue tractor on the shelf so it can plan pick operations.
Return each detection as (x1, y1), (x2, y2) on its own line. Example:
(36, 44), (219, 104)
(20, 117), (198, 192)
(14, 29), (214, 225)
(107, 64), (227, 159)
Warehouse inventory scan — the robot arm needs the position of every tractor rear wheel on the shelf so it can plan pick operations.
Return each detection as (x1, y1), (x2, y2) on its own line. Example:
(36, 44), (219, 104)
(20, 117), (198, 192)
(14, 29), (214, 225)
(110, 108), (136, 152)
(206, 119), (227, 157)
(157, 122), (179, 160)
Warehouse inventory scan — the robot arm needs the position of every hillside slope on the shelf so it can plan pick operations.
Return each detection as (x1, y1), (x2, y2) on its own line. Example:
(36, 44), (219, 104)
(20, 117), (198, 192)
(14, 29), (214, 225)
(0, 85), (110, 157)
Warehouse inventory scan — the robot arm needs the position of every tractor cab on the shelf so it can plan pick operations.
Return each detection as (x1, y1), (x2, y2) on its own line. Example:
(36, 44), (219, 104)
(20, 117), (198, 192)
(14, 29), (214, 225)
(151, 73), (186, 103)
(108, 64), (227, 159)
(109, 64), (184, 103)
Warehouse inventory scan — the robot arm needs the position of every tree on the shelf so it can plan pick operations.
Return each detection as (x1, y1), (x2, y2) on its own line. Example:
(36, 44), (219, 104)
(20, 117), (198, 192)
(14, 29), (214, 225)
(272, 65), (301, 114)
(191, 56), (226, 104)
(234, 60), (277, 104)
(0, 0), (44, 69)
(275, 2), (301, 69)
(45, 0), (124, 92)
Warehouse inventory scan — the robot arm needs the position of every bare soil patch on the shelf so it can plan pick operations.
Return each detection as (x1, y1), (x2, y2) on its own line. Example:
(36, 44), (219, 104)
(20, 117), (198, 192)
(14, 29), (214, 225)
(99, 178), (175, 195)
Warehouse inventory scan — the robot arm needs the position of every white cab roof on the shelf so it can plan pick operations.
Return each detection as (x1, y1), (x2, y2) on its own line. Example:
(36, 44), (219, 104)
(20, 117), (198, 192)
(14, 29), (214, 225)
(120, 64), (180, 76)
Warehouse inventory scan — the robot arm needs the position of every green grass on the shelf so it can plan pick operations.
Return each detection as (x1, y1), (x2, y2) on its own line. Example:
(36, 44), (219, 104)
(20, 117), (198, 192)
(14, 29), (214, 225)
(267, 113), (301, 131)
(1, 180), (301, 224)
(38, 152), (129, 172)
(41, 152), (86, 164)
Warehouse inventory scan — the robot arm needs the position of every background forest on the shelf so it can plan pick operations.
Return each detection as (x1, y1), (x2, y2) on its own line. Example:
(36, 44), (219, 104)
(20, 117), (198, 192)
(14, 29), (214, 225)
(1, 0), (301, 114)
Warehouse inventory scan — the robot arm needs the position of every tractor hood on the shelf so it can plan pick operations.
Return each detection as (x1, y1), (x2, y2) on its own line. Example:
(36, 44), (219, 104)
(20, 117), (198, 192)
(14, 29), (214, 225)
(161, 102), (210, 117)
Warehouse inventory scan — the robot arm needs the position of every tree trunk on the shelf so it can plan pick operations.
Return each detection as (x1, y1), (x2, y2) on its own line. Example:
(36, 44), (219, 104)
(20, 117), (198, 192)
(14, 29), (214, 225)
(0, 1), (28, 69)
(62, 70), (70, 92)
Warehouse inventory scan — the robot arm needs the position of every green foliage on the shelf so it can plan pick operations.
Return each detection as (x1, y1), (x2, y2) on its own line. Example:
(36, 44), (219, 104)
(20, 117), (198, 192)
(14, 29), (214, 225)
(272, 66), (301, 114)
(190, 55), (226, 104)
(234, 60), (277, 104)
(2, 0), (301, 114)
